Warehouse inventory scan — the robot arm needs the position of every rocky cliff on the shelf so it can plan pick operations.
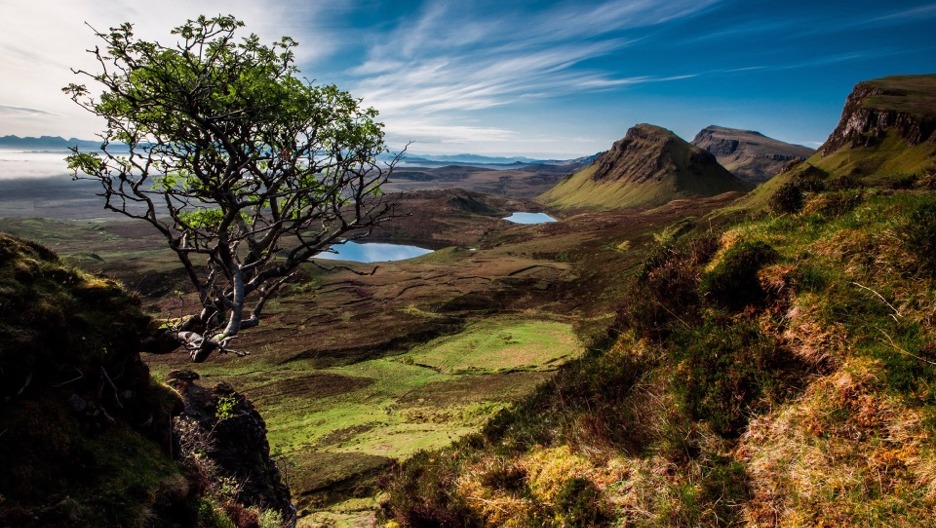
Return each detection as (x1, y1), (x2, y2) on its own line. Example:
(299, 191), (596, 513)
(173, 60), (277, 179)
(739, 73), (936, 211)
(692, 125), (814, 183)
(541, 124), (751, 209)
(821, 75), (936, 155)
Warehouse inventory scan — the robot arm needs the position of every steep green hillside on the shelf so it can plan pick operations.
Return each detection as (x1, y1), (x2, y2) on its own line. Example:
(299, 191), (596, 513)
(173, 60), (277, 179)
(379, 180), (936, 526)
(541, 124), (751, 210)
(0, 234), (192, 526)
(379, 78), (936, 524)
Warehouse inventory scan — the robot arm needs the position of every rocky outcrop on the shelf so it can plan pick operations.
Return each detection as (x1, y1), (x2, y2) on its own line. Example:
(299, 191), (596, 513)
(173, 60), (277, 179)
(692, 126), (814, 183)
(0, 234), (192, 527)
(820, 75), (936, 155)
(0, 233), (294, 527)
(168, 370), (296, 527)
(541, 124), (751, 209)
(738, 74), (936, 211)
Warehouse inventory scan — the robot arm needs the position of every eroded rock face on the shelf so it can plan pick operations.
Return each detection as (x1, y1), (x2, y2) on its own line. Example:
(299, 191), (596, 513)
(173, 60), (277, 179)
(590, 124), (721, 184)
(168, 370), (296, 527)
(821, 80), (936, 155)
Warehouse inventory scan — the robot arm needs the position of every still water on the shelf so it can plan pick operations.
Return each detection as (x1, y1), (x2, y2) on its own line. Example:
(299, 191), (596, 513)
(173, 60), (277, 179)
(315, 241), (433, 263)
(503, 212), (556, 224)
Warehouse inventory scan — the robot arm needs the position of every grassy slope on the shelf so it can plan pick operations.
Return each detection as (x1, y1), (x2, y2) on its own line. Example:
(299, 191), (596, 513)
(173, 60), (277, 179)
(540, 164), (679, 209)
(0, 234), (193, 527)
(541, 155), (746, 209)
(741, 132), (936, 211)
(379, 186), (936, 526)
(746, 127), (935, 206)
(863, 74), (936, 117)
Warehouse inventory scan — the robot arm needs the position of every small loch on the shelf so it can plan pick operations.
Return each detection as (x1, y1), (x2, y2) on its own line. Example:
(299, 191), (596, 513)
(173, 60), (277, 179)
(315, 242), (433, 263)
(503, 212), (557, 224)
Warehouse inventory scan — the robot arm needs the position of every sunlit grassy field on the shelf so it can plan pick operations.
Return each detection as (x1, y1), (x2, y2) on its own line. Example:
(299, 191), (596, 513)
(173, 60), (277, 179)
(146, 316), (582, 522)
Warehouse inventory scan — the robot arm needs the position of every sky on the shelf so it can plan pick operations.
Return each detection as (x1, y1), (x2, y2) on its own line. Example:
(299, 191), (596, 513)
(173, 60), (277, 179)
(1, 0), (934, 158)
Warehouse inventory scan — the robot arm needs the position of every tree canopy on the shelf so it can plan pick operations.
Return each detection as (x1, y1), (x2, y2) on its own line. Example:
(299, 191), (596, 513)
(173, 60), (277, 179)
(64, 15), (399, 361)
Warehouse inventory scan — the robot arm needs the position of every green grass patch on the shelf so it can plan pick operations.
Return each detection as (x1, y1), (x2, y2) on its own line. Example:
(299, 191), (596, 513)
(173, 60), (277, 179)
(672, 318), (803, 438)
(402, 318), (583, 374)
(863, 75), (936, 117)
(146, 318), (581, 516)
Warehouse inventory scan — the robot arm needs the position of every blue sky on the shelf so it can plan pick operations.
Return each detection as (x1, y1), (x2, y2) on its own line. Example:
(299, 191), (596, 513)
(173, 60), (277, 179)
(1, 0), (934, 158)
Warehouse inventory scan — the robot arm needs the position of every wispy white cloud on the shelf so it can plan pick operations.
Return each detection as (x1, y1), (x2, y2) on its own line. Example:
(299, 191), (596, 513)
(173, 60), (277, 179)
(792, 2), (936, 39)
(0, 104), (55, 116)
(677, 19), (795, 45)
(871, 3), (936, 23)
(384, 117), (605, 158)
(350, 0), (718, 149)
(527, 0), (721, 39)
(771, 48), (930, 71)
(4, 0), (928, 158)
(385, 119), (517, 146)
(575, 74), (699, 90)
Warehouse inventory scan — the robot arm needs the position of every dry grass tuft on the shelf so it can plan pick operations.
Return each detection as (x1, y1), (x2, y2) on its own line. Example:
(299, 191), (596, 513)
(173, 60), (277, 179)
(811, 227), (870, 264)
(524, 446), (595, 503)
(888, 407), (936, 503)
(780, 294), (847, 368)
(739, 356), (935, 525)
(703, 229), (744, 273)
(758, 264), (797, 300)
(455, 460), (531, 527)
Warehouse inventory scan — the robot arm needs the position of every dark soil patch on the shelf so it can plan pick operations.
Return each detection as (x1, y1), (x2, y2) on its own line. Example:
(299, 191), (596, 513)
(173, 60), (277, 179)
(314, 423), (382, 449)
(249, 372), (375, 402)
(397, 371), (554, 407)
(290, 452), (393, 512)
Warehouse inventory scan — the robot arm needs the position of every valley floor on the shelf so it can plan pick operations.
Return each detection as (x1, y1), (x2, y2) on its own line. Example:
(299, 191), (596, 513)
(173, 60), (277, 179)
(1, 185), (739, 524)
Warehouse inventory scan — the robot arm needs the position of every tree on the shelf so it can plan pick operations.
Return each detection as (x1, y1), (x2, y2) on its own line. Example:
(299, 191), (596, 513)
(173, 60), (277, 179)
(64, 15), (400, 361)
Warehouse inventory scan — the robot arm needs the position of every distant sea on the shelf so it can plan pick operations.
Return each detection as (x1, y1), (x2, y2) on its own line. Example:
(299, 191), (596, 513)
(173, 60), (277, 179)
(0, 148), (108, 220)
(0, 149), (72, 180)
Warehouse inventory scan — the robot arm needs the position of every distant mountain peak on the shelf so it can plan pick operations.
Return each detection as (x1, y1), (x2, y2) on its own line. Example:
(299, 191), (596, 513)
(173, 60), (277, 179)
(541, 123), (750, 210)
(0, 135), (102, 150)
(589, 124), (706, 184)
(691, 126), (814, 184)
(699, 125), (767, 138)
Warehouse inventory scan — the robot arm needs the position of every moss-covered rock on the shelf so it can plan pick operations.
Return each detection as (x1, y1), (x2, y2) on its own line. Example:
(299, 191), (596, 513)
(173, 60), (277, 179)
(0, 232), (295, 527)
(0, 233), (198, 526)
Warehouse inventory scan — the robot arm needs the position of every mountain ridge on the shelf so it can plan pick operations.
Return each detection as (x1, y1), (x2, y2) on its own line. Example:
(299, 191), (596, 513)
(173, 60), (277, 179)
(541, 123), (751, 209)
(0, 135), (103, 150)
(691, 125), (814, 183)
